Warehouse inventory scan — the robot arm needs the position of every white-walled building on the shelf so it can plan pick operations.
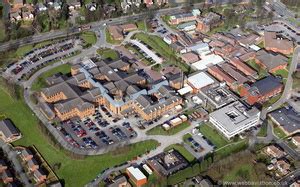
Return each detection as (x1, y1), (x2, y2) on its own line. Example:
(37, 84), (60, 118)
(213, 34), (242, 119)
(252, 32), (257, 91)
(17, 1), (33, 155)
(209, 101), (260, 139)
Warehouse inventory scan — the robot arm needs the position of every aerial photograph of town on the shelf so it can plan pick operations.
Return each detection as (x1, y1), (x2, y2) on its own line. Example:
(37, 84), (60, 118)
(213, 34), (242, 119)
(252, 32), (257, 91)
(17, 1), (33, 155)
(0, 0), (300, 186)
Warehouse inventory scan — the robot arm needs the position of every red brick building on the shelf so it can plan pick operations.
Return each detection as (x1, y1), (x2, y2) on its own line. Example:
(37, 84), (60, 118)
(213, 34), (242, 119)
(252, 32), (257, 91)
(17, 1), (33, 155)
(240, 76), (283, 105)
(208, 66), (237, 90)
(229, 57), (257, 78)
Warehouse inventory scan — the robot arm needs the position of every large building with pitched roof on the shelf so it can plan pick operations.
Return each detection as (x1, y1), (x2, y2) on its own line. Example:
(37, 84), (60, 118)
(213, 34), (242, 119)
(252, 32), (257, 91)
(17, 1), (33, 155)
(39, 58), (182, 121)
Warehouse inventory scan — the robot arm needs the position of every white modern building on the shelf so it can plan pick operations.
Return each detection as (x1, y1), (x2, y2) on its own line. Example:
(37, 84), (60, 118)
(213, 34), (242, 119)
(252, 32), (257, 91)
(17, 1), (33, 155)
(191, 54), (224, 70)
(209, 101), (260, 139)
(187, 72), (215, 90)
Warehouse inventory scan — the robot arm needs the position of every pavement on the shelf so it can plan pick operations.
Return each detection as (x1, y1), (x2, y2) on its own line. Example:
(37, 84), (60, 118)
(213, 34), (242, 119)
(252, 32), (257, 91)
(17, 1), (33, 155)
(0, 140), (33, 187)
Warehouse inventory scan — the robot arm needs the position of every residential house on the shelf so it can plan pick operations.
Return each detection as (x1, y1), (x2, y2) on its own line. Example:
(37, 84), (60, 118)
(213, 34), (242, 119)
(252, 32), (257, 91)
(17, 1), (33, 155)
(106, 175), (130, 187)
(276, 159), (290, 175)
(36, 3), (48, 11)
(240, 76), (283, 105)
(20, 149), (34, 161)
(27, 158), (39, 172)
(143, 0), (153, 7)
(0, 119), (21, 143)
(10, 11), (21, 22)
(33, 169), (47, 183)
(0, 160), (8, 173)
(85, 2), (96, 11)
(1, 170), (13, 184)
(21, 10), (34, 20)
(265, 145), (286, 158)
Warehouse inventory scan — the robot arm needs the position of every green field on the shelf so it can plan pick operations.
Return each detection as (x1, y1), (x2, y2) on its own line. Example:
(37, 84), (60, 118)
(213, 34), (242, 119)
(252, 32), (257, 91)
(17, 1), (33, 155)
(246, 59), (269, 79)
(81, 31), (97, 45)
(105, 28), (121, 44)
(272, 123), (287, 139)
(136, 20), (147, 31)
(134, 33), (189, 72)
(0, 82), (159, 186)
(198, 123), (229, 148)
(257, 122), (268, 137)
(31, 64), (71, 91)
(146, 122), (190, 136)
(97, 48), (119, 60)
(273, 69), (289, 79)
(215, 140), (248, 160)
(164, 144), (195, 162)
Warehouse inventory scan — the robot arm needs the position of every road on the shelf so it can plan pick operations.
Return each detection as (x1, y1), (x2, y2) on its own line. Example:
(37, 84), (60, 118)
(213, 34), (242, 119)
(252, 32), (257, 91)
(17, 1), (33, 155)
(279, 168), (300, 185)
(260, 45), (300, 120)
(0, 140), (33, 187)
(0, 0), (255, 52)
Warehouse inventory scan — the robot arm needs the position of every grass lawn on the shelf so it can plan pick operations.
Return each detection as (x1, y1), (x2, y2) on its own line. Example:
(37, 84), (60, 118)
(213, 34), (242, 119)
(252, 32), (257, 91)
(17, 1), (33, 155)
(146, 122), (190, 136)
(15, 45), (34, 58)
(273, 69), (289, 79)
(136, 20), (147, 31)
(272, 123), (287, 139)
(97, 48), (119, 61)
(257, 41), (264, 48)
(246, 59), (269, 79)
(31, 64), (71, 91)
(257, 122), (267, 137)
(215, 140), (248, 160)
(164, 144), (195, 162)
(81, 31), (97, 45)
(134, 33), (189, 72)
(0, 83), (159, 187)
(105, 28), (121, 44)
(198, 123), (229, 148)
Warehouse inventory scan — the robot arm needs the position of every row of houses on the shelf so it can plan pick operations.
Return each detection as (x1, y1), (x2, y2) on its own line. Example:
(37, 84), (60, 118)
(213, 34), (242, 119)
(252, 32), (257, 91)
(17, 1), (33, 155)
(9, 0), (81, 22)
(121, 0), (168, 12)
(20, 148), (48, 184)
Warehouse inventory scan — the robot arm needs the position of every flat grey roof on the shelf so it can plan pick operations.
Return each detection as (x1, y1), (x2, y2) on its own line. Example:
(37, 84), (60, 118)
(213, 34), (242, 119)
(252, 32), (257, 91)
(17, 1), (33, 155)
(269, 105), (300, 134)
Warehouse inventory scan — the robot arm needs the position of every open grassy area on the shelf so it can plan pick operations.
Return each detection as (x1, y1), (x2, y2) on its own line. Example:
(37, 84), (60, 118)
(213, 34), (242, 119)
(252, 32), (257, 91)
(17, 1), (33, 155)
(273, 69), (289, 79)
(246, 59), (268, 79)
(272, 123), (287, 139)
(81, 31), (97, 45)
(198, 123), (229, 148)
(0, 82), (159, 186)
(146, 122), (190, 136)
(136, 20), (147, 31)
(257, 122), (267, 137)
(105, 28), (121, 44)
(97, 48), (119, 61)
(31, 64), (71, 91)
(164, 144), (195, 162)
(133, 33), (189, 72)
(214, 140), (248, 160)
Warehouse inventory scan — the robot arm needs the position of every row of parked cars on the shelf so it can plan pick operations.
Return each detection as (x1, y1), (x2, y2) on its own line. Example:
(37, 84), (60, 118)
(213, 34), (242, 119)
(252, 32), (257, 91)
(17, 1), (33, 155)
(56, 107), (138, 149)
